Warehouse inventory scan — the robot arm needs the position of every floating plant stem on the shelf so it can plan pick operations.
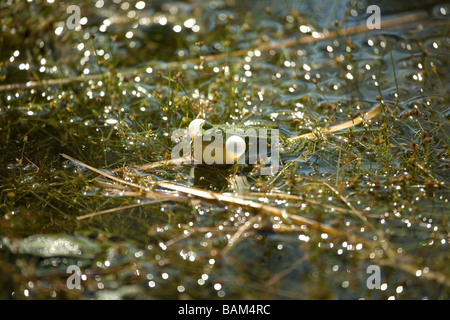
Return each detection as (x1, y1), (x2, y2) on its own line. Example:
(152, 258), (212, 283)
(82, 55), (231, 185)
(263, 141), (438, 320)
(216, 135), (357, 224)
(60, 153), (340, 235)
(76, 200), (167, 220)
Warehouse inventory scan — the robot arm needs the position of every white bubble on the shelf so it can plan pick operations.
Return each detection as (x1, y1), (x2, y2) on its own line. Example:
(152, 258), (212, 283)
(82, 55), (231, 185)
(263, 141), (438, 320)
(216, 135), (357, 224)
(135, 1), (145, 9)
(184, 18), (196, 28)
(55, 26), (64, 36)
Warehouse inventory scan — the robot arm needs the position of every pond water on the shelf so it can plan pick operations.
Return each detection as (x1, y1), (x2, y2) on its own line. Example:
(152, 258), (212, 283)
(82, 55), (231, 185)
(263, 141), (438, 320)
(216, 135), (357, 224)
(0, 0), (449, 299)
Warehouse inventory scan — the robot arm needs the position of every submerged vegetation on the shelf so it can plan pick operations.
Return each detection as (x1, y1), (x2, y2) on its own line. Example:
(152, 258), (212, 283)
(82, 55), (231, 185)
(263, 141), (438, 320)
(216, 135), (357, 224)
(0, 0), (449, 299)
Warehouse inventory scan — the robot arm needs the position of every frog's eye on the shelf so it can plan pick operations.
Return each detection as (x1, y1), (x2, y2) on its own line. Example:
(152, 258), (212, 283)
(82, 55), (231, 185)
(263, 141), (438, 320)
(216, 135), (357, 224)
(188, 119), (205, 139)
(225, 135), (246, 163)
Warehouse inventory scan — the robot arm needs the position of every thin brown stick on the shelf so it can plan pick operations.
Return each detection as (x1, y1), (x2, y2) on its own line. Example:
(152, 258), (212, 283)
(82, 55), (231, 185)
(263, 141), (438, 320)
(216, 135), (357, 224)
(133, 155), (192, 172)
(61, 153), (149, 191)
(222, 216), (260, 256)
(266, 254), (309, 286)
(76, 200), (165, 220)
(289, 104), (381, 141)
(157, 181), (341, 235)
(414, 162), (445, 186)
(24, 156), (40, 178)
(317, 180), (370, 226)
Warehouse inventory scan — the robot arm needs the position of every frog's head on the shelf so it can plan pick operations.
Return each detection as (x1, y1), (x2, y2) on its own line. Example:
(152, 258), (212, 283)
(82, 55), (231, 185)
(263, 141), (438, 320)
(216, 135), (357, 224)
(188, 119), (208, 140)
(188, 119), (246, 164)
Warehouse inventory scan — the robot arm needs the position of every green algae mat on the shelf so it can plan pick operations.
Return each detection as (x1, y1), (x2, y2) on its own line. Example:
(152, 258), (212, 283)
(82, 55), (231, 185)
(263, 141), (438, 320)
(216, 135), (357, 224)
(0, 0), (449, 299)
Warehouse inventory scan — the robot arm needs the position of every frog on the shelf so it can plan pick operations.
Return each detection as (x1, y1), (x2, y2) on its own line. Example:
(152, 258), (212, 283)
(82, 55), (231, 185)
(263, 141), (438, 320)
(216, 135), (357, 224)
(188, 118), (283, 166)
(186, 104), (381, 166)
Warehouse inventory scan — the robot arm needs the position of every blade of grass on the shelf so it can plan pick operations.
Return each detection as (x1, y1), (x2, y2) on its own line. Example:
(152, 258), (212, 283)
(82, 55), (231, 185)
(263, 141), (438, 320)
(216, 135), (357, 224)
(61, 153), (149, 191)
(77, 200), (166, 220)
